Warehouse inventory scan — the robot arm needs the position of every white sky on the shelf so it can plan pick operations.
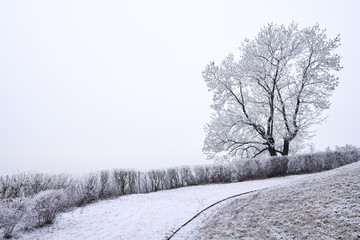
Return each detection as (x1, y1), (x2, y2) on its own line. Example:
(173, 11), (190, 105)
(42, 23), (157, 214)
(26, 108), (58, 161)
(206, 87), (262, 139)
(1, 0), (359, 175)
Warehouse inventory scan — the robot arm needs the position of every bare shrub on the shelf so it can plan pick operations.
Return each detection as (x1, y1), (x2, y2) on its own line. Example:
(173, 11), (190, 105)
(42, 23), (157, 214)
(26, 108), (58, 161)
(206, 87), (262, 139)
(166, 168), (180, 189)
(47, 174), (71, 192)
(83, 174), (99, 203)
(209, 165), (221, 183)
(99, 171), (110, 199)
(24, 190), (66, 229)
(210, 164), (233, 183)
(73, 174), (100, 206)
(113, 169), (129, 195)
(147, 170), (166, 192)
(232, 156), (288, 181)
(127, 170), (138, 194)
(233, 158), (263, 180)
(194, 165), (212, 184)
(0, 173), (71, 200)
(0, 176), (11, 199)
(23, 173), (50, 196)
(0, 174), (26, 199)
(288, 153), (336, 174)
(0, 198), (27, 238)
(141, 173), (150, 193)
(222, 164), (233, 183)
(179, 166), (195, 186)
(263, 156), (289, 177)
(334, 144), (360, 165)
(287, 146), (360, 174)
(232, 159), (250, 181)
(134, 171), (146, 194)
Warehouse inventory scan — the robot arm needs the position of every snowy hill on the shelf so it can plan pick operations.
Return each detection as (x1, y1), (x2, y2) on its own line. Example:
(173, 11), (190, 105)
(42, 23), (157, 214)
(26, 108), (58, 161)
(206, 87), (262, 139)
(186, 161), (360, 240)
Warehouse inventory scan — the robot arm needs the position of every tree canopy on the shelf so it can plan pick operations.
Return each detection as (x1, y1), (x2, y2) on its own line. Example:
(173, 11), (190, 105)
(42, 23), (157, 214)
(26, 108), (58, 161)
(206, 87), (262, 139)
(203, 23), (341, 160)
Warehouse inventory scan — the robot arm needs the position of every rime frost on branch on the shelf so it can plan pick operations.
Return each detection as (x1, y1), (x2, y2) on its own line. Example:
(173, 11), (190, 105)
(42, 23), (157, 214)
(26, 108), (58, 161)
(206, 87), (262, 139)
(203, 23), (341, 160)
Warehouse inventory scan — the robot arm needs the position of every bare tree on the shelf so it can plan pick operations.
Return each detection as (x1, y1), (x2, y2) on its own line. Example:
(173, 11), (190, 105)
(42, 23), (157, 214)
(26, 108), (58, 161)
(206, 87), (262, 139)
(147, 170), (166, 192)
(137, 171), (145, 193)
(99, 171), (110, 199)
(194, 165), (212, 184)
(203, 23), (341, 160)
(166, 168), (180, 189)
(179, 166), (195, 186)
(127, 170), (137, 194)
(80, 173), (99, 204)
(113, 169), (129, 195)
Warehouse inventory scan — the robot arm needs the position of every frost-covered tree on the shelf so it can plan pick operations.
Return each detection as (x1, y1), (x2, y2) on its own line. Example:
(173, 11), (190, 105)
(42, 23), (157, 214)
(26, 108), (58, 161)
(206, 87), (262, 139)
(203, 23), (341, 160)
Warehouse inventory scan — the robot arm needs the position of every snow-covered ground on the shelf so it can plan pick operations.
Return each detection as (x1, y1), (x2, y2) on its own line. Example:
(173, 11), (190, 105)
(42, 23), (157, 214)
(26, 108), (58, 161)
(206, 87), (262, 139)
(189, 161), (360, 240)
(14, 174), (313, 240)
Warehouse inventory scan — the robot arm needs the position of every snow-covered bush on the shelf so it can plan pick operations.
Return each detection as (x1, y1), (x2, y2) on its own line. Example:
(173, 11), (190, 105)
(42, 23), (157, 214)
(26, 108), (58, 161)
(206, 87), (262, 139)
(127, 170), (138, 194)
(287, 154), (321, 174)
(111, 169), (139, 195)
(333, 144), (360, 166)
(136, 171), (143, 193)
(166, 168), (181, 189)
(0, 174), (26, 199)
(232, 155), (287, 180)
(247, 158), (263, 179)
(0, 190), (66, 238)
(231, 158), (264, 181)
(209, 164), (233, 183)
(287, 146), (360, 174)
(194, 165), (212, 184)
(179, 166), (196, 186)
(0, 173), (71, 200)
(140, 173), (150, 193)
(147, 170), (166, 192)
(0, 197), (27, 238)
(232, 159), (251, 181)
(23, 190), (66, 229)
(74, 174), (100, 206)
(113, 169), (129, 195)
(98, 171), (111, 199)
(0, 176), (12, 198)
(263, 156), (289, 177)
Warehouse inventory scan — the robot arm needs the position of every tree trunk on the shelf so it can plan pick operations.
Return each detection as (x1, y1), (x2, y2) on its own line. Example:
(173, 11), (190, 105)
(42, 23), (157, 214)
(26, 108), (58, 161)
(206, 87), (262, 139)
(268, 146), (277, 156)
(282, 139), (289, 156)
(267, 137), (277, 156)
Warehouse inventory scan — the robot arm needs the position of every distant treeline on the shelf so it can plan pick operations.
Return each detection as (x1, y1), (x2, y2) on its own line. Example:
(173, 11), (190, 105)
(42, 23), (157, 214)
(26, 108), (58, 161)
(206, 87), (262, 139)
(0, 145), (359, 238)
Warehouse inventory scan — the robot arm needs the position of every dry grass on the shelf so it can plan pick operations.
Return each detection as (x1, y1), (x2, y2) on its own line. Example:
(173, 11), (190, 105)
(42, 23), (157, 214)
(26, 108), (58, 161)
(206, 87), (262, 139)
(191, 161), (360, 240)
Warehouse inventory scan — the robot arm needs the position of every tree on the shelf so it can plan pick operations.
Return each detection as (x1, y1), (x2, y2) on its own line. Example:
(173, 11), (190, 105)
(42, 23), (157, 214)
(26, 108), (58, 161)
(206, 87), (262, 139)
(203, 23), (341, 160)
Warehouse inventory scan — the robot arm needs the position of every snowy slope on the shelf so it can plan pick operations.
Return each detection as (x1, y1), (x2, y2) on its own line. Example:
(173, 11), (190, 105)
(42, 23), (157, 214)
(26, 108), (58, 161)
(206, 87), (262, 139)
(187, 161), (360, 240)
(14, 174), (313, 240)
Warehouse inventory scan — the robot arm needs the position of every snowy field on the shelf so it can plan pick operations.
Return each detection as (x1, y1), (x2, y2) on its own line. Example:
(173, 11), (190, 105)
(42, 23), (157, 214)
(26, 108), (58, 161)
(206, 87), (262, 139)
(14, 174), (313, 240)
(189, 161), (360, 240)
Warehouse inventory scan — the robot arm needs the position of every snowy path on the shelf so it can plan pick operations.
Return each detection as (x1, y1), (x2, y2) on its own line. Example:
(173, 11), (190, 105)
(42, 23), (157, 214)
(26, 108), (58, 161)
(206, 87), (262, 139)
(18, 174), (312, 240)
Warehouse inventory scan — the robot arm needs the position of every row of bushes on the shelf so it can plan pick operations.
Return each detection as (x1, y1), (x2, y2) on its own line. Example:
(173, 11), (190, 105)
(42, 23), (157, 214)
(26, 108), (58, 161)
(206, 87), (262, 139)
(0, 173), (70, 199)
(0, 166), (236, 204)
(231, 145), (360, 180)
(1, 145), (359, 238)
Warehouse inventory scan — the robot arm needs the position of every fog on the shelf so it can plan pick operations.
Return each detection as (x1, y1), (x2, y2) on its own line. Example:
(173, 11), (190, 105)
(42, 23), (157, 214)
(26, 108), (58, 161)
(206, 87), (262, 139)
(1, 0), (359, 174)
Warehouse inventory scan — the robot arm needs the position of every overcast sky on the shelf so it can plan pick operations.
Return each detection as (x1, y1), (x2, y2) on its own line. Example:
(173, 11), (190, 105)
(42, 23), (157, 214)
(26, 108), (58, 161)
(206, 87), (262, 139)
(1, 0), (359, 175)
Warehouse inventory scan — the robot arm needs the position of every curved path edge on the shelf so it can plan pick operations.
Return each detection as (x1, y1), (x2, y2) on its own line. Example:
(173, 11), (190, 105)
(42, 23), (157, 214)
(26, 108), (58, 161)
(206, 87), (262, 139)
(166, 188), (267, 239)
